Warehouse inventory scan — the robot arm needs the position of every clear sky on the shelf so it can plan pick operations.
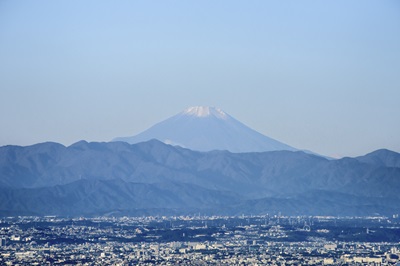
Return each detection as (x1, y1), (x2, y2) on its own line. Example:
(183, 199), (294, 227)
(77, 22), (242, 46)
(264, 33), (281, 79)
(1, 0), (399, 158)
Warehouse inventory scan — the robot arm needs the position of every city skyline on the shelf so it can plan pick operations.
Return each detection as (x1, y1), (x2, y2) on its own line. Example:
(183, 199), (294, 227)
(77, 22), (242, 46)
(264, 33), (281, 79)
(1, 1), (399, 158)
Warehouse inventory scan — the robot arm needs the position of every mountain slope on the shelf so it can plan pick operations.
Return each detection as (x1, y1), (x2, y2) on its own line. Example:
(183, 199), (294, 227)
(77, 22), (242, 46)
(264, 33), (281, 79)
(231, 190), (400, 216)
(0, 179), (242, 216)
(355, 149), (400, 168)
(1, 140), (399, 216)
(113, 106), (297, 153)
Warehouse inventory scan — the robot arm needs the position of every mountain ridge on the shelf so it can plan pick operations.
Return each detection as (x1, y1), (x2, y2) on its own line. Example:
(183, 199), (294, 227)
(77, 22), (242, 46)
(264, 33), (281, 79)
(1, 140), (399, 216)
(355, 149), (400, 168)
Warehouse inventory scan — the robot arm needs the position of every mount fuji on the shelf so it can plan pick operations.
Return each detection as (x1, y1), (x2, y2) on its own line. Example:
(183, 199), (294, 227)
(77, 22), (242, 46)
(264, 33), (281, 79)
(113, 106), (297, 153)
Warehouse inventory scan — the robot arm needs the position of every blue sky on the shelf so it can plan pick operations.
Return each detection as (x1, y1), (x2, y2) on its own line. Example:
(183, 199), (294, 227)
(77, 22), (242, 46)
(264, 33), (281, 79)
(1, 0), (399, 157)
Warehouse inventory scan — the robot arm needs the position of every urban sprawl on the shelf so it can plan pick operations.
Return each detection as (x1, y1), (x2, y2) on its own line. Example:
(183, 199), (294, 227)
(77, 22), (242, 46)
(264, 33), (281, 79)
(1, 215), (400, 265)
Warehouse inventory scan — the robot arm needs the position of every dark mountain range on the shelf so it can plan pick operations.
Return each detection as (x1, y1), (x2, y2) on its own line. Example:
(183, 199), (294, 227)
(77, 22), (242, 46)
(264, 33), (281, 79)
(355, 149), (400, 168)
(0, 179), (241, 217)
(0, 140), (399, 216)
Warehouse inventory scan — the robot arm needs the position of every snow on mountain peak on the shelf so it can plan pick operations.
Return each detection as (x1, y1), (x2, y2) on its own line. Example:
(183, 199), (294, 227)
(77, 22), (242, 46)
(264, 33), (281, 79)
(113, 106), (298, 153)
(182, 106), (227, 119)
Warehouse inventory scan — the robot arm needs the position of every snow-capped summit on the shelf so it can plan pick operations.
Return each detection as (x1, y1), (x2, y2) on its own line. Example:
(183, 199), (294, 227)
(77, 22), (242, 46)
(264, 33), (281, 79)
(113, 106), (297, 153)
(182, 106), (227, 119)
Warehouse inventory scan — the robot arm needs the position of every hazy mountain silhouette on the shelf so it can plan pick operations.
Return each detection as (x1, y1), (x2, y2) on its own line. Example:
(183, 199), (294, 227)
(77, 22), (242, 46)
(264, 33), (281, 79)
(355, 149), (400, 168)
(113, 106), (297, 153)
(1, 140), (399, 216)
